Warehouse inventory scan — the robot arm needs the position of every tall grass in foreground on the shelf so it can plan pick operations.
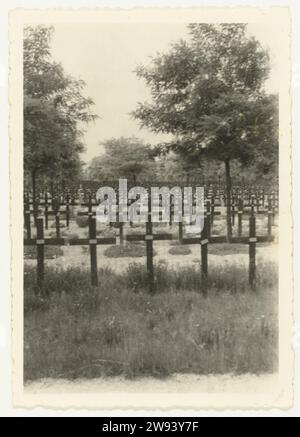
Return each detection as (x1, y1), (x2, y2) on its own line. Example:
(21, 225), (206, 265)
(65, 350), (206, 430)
(24, 262), (278, 381)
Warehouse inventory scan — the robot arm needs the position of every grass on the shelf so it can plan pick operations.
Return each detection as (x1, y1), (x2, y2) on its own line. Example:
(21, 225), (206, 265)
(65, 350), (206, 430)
(24, 261), (278, 381)
(126, 227), (146, 235)
(208, 243), (249, 255)
(168, 245), (192, 256)
(104, 242), (156, 258)
(24, 246), (64, 260)
(48, 230), (79, 240)
(96, 228), (118, 238)
(50, 222), (66, 229)
(209, 212), (269, 235)
(207, 243), (269, 256)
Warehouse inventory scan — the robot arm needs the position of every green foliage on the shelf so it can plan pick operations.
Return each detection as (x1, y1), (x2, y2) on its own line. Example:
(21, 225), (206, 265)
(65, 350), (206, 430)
(133, 23), (278, 180)
(24, 25), (97, 188)
(87, 137), (156, 183)
(168, 245), (192, 256)
(104, 243), (149, 258)
(155, 151), (203, 183)
(134, 24), (278, 240)
(75, 215), (89, 228)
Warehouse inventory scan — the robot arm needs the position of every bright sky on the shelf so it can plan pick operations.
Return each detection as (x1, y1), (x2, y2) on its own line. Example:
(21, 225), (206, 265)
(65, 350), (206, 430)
(51, 23), (281, 164)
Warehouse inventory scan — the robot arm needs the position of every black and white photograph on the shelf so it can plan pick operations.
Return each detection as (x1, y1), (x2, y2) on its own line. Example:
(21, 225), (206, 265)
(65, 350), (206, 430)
(8, 7), (293, 410)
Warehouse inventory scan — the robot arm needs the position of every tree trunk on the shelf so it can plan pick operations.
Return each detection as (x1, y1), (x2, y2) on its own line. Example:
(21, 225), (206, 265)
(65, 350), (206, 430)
(225, 159), (232, 242)
(50, 180), (54, 203)
(31, 170), (37, 224)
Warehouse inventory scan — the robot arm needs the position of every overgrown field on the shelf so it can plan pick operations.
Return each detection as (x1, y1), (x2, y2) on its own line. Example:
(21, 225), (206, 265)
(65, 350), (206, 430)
(24, 262), (278, 381)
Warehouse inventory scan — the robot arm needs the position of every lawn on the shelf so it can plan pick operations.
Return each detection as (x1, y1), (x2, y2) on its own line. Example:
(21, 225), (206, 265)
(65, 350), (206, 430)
(103, 242), (155, 258)
(24, 261), (278, 381)
(24, 246), (64, 260)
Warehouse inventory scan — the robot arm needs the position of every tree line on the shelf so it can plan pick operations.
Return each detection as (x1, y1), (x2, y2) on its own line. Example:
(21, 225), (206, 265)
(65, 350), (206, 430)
(24, 26), (97, 208)
(24, 24), (278, 240)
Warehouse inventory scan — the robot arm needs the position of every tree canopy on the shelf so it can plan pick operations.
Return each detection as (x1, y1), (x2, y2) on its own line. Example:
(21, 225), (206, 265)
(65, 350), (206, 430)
(133, 23), (278, 239)
(24, 25), (97, 193)
(133, 24), (276, 163)
(87, 137), (156, 184)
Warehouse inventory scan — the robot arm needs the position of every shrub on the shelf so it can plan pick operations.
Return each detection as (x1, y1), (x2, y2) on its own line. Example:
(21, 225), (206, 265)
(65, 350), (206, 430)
(104, 243), (150, 258)
(75, 216), (89, 228)
(50, 222), (66, 229)
(168, 245), (191, 256)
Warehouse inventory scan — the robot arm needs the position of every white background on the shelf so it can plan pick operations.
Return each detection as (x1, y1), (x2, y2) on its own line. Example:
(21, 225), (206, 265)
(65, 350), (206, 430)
(0, 0), (299, 417)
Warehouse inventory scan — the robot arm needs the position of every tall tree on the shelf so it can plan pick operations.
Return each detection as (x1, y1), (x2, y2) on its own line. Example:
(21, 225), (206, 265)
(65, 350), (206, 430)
(133, 24), (277, 240)
(88, 137), (156, 184)
(155, 150), (203, 184)
(24, 25), (97, 208)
